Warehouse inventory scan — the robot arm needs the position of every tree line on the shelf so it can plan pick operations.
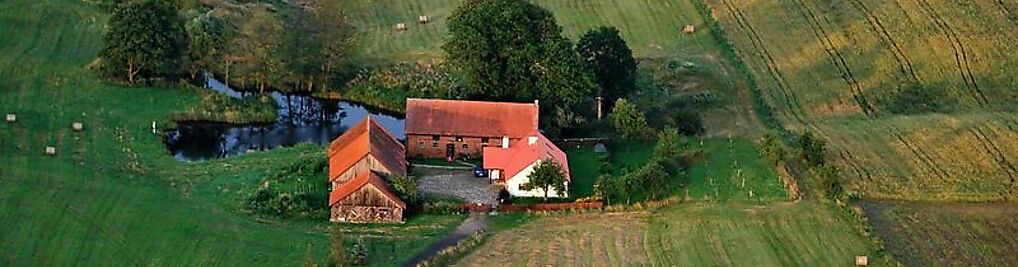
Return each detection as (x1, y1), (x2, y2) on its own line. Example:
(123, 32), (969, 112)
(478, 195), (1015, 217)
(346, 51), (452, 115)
(98, 0), (353, 94)
(444, 0), (638, 133)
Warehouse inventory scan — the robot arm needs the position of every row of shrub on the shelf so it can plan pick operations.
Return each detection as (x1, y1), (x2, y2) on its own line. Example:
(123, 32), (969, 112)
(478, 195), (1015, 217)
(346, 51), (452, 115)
(690, 0), (785, 137)
(169, 90), (278, 124)
(243, 148), (330, 219)
(320, 62), (462, 113)
(595, 128), (690, 205)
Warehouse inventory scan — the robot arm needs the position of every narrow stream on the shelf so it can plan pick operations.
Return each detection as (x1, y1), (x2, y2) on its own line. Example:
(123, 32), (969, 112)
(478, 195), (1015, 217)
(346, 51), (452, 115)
(164, 75), (405, 162)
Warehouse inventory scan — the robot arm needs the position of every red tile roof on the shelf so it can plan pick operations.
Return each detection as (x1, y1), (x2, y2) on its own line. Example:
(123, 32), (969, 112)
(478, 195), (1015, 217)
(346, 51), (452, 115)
(405, 98), (539, 138)
(328, 117), (406, 181)
(329, 171), (406, 209)
(483, 133), (570, 183)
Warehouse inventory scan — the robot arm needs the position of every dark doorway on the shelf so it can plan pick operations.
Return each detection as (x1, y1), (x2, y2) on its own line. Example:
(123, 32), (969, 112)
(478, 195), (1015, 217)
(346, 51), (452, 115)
(446, 144), (455, 158)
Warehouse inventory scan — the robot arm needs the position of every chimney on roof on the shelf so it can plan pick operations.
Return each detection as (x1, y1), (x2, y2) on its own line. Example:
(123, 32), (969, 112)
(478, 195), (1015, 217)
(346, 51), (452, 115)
(502, 136), (510, 149)
(534, 99), (539, 107)
(528, 135), (538, 146)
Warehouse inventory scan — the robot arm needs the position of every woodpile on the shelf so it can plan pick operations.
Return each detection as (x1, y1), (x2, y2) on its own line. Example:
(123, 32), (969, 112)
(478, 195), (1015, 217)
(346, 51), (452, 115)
(683, 25), (696, 34)
(418, 15), (430, 24)
(395, 23), (407, 32)
(855, 256), (868, 266)
(45, 146), (56, 156)
(331, 205), (403, 224)
(5, 114), (14, 122)
(72, 122), (83, 132)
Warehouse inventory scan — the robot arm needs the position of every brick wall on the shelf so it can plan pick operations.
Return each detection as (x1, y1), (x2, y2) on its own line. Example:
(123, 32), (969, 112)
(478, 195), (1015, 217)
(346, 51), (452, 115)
(407, 134), (515, 158)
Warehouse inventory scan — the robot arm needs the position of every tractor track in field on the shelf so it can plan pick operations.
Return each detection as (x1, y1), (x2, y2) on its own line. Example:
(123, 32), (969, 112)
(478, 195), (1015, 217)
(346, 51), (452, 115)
(719, 0), (808, 124)
(721, 0), (880, 187)
(997, 0), (1018, 24)
(810, 126), (874, 182)
(970, 126), (1018, 182)
(888, 127), (950, 181)
(848, 0), (920, 82)
(61, 192), (145, 266)
(788, 0), (874, 115)
(915, 0), (990, 107)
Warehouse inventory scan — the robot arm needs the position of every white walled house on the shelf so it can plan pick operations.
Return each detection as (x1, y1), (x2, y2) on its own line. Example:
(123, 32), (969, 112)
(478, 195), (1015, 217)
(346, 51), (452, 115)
(483, 133), (571, 198)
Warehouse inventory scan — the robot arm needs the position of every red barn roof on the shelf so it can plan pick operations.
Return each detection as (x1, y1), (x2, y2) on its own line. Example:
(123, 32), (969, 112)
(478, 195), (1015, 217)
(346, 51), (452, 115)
(483, 133), (570, 182)
(329, 171), (406, 209)
(405, 98), (539, 138)
(328, 117), (406, 181)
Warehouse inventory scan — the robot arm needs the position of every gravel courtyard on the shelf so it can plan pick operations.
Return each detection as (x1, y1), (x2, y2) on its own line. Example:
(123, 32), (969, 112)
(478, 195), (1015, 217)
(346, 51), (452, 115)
(416, 167), (497, 204)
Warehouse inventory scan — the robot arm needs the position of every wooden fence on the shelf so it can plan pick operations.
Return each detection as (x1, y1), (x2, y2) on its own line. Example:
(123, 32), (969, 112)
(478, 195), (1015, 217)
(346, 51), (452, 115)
(553, 137), (611, 148)
(454, 202), (604, 213)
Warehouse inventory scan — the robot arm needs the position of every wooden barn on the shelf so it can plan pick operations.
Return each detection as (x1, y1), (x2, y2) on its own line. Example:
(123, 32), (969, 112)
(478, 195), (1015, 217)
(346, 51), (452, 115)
(328, 117), (407, 190)
(329, 171), (406, 223)
(328, 116), (407, 224)
(405, 98), (539, 159)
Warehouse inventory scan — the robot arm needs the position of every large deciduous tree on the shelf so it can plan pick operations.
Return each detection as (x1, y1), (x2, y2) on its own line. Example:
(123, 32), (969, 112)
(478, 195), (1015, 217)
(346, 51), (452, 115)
(225, 7), (283, 93)
(443, 0), (595, 131)
(526, 160), (568, 201)
(99, 0), (187, 83)
(577, 26), (638, 112)
(183, 11), (225, 81)
(312, 0), (354, 92)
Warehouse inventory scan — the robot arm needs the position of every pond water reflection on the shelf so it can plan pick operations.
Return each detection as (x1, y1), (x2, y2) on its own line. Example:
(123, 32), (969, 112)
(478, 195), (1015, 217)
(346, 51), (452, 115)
(164, 76), (405, 161)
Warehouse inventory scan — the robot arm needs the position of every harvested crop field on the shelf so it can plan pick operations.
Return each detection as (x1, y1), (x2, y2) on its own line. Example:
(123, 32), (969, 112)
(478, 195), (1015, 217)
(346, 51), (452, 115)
(457, 212), (652, 266)
(864, 202), (1018, 267)
(703, 0), (1018, 201)
(457, 202), (887, 266)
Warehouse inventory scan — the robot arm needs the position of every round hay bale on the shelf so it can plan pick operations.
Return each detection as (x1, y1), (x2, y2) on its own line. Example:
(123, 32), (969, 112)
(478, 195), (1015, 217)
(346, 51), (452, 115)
(395, 23), (407, 31)
(683, 25), (695, 34)
(72, 122), (84, 132)
(418, 15), (430, 24)
(855, 256), (868, 266)
(45, 146), (56, 156)
(5, 114), (15, 122)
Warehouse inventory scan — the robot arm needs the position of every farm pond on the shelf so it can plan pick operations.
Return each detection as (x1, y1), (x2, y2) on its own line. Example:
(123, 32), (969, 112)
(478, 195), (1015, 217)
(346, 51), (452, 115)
(164, 76), (405, 161)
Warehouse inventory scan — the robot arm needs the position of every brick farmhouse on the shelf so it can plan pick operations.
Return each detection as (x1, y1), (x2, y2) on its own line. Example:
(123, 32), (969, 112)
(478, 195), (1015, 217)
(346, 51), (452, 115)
(405, 98), (571, 198)
(405, 98), (539, 159)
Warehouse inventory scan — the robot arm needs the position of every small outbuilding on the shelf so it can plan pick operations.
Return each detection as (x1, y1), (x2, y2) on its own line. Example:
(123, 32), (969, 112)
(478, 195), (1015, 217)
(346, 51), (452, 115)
(328, 117), (406, 189)
(329, 171), (406, 223)
(328, 117), (407, 224)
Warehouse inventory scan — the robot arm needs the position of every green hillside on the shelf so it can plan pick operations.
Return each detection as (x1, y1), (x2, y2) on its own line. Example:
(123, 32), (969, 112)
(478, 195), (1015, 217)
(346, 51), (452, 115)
(342, 0), (718, 64)
(704, 0), (1018, 201)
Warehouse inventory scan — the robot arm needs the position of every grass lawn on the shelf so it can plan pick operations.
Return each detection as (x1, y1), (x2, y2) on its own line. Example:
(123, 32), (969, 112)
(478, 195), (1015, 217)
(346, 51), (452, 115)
(564, 141), (654, 198)
(566, 138), (786, 203)
(457, 202), (891, 266)
(0, 1), (460, 266)
(685, 138), (788, 202)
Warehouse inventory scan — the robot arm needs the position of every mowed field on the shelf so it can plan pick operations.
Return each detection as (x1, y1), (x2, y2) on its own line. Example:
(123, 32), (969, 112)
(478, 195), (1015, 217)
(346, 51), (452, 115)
(864, 202), (1018, 266)
(458, 203), (885, 266)
(0, 0), (462, 266)
(340, 0), (719, 64)
(704, 0), (1018, 201)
